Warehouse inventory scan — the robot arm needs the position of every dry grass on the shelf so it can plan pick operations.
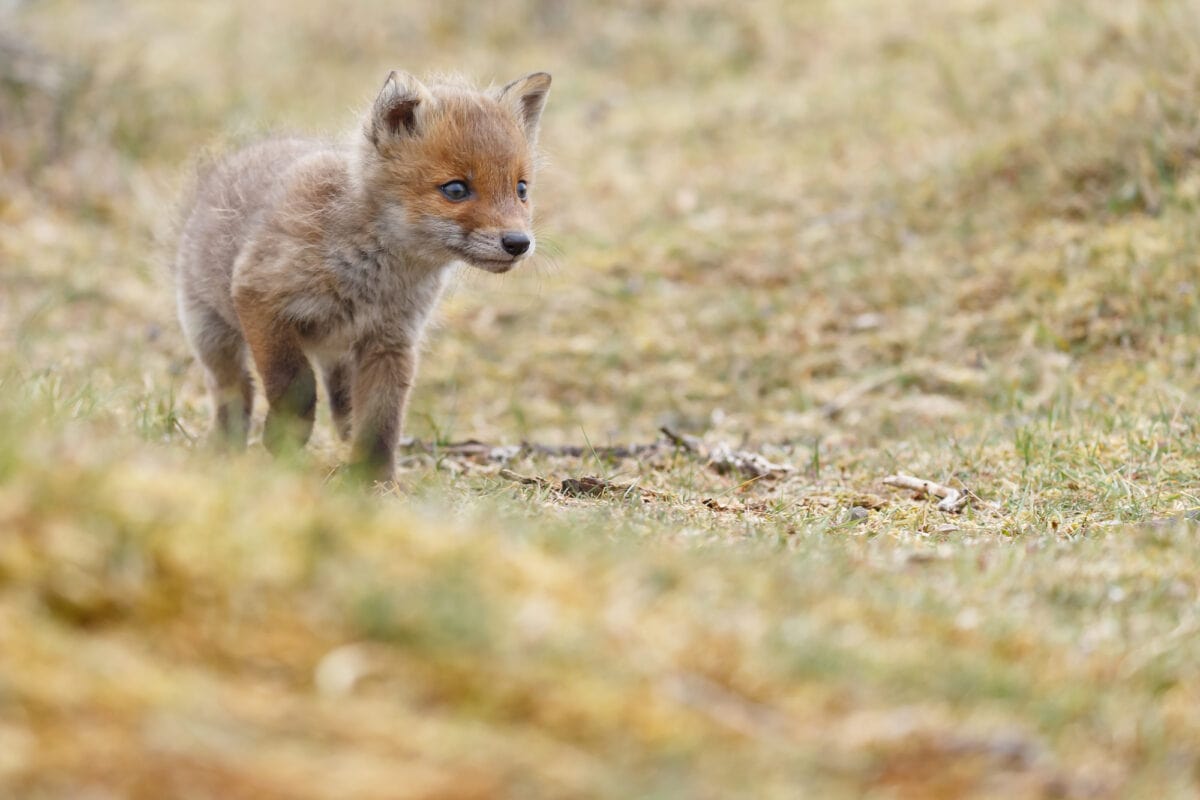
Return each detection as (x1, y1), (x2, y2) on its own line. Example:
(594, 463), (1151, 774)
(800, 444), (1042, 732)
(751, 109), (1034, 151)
(3, 0), (1200, 797)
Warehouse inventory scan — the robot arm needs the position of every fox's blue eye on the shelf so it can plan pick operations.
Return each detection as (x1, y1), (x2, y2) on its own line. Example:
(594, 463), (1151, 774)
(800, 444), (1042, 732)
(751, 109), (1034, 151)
(440, 181), (470, 202)
(517, 180), (528, 201)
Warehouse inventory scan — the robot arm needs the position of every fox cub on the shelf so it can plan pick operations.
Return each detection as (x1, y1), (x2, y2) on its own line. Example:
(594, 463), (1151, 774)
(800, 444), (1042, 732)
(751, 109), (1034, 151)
(175, 71), (551, 481)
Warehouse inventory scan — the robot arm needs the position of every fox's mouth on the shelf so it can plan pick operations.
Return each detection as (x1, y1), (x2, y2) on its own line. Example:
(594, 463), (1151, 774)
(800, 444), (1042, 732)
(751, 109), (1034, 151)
(450, 247), (522, 273)
(471, 259), (517, 273)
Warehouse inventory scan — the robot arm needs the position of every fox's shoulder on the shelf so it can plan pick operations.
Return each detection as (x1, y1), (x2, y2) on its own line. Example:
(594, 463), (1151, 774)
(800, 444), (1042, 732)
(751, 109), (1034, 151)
(240, 144), (353, 244)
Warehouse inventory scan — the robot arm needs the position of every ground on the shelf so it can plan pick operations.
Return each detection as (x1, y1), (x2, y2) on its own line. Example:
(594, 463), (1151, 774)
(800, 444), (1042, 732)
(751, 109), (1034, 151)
(2, 1), (1200, 797)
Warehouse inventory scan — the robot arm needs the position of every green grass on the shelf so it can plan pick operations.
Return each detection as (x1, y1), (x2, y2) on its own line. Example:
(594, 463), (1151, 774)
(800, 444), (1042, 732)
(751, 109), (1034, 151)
(4, 0), (1200, 797)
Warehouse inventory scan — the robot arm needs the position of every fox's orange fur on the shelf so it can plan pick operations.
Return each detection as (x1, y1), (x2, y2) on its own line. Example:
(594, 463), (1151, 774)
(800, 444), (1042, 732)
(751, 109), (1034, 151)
(174, 71), (551, 481)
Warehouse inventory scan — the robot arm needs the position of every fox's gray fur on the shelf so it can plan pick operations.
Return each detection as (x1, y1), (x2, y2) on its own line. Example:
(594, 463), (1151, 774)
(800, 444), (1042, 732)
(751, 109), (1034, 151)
(174, 70), (551, 482)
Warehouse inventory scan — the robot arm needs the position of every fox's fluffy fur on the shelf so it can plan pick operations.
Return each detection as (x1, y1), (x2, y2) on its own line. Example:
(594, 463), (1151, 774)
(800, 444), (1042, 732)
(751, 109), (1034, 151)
(174, 71), (551, 481)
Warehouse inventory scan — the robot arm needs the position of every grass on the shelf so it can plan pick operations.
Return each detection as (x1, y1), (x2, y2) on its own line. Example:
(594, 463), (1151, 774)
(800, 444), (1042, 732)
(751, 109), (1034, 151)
(3, 0), (1200, 796)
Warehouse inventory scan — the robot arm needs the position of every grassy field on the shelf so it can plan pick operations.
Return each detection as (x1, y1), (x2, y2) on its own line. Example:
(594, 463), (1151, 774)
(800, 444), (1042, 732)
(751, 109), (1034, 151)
(3, 0), (1200, 797)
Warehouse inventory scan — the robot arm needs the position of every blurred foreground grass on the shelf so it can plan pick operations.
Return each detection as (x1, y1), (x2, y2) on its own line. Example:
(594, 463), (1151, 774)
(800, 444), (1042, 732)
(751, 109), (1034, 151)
(3, 0), (1200, 797)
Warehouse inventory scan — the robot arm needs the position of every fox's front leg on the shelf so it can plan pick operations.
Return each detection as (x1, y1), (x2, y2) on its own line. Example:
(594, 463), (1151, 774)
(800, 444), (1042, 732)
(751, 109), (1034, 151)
(348, 341), (417, 483)
(236, 297), (317, 456)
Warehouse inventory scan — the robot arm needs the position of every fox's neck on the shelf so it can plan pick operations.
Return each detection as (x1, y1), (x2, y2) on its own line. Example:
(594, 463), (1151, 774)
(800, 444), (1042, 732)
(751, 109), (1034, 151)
(327, 164), (448, 276)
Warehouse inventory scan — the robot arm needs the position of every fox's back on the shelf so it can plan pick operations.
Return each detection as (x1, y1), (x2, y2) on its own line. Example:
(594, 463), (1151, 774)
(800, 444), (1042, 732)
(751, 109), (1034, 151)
(175, 137), (331, 324)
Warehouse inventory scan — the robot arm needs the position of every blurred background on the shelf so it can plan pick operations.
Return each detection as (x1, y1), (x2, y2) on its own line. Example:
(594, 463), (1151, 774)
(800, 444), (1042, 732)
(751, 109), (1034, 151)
(4, 0), (1200, 446)
(3, 1), (1200, 798)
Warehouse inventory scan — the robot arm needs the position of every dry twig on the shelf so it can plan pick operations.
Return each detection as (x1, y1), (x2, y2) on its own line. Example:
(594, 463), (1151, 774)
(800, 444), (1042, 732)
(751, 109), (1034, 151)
(660, 426), (702, 453)
(708, 443), (794, 480)
(499, 470), (666, 502)
(882, 473), (970, 513)
(497, 468), (548, 487)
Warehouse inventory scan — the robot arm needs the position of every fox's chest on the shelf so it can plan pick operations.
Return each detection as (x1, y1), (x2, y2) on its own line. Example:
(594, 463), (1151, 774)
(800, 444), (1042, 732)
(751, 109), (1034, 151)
(370, 266), (450, 340)
(299, 257), (449, 359)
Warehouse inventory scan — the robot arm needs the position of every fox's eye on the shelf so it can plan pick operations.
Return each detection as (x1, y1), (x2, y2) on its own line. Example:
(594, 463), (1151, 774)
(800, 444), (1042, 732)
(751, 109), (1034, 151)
(439, 181), (470, 202)
(516, 180), (528, 201)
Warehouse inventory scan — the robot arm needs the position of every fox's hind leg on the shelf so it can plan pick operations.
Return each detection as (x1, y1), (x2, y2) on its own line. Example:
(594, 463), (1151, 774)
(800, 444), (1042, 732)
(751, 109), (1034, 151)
(179, 299), (254, 449)
(321, 357), (354, 442)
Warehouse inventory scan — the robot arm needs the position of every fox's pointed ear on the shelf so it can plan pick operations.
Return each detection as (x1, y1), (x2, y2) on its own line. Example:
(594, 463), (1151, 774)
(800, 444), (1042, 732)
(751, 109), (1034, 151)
(370, 71), (431, 145)
(498, 72), (551, 144)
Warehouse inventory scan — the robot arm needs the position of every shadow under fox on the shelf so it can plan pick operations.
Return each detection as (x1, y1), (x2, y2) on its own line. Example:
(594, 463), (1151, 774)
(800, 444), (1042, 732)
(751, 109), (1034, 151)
(174, 70), (551, 482)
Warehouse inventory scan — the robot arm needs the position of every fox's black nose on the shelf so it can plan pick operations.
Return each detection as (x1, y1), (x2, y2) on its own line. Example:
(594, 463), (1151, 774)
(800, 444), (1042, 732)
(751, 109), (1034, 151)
(501, 232), (531, 256)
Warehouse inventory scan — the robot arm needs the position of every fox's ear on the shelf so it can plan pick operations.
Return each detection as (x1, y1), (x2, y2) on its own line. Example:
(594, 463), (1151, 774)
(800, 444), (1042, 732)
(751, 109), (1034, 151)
(370, 71), (431, 145)
(498, 72), (551, 144)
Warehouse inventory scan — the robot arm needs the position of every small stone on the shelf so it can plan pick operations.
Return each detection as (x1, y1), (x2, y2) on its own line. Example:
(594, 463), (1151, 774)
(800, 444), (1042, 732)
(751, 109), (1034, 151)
(849, 506), (869, 521)
(315, 643), (373, 697)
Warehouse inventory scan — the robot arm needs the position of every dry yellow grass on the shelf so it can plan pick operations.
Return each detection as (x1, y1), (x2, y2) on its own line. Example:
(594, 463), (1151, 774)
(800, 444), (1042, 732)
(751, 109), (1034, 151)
(3, 1), (1200, 797)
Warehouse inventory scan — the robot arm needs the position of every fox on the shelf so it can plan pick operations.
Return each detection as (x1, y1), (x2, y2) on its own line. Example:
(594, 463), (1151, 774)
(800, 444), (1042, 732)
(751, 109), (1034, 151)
(174, 70), (551, 482)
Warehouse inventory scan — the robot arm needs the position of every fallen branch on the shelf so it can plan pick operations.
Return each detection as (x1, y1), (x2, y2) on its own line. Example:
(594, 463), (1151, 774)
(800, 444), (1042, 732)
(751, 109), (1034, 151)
(499, 470), (665, 502)
(882, 473), (969, 513)
(660, 426), (702, 453)
(560, 476), (643, 499)
(497, 468), (548, 487)
(709, 443), (795, 480)
(400, 437), (668, 462)
(401, 433), (796, 487)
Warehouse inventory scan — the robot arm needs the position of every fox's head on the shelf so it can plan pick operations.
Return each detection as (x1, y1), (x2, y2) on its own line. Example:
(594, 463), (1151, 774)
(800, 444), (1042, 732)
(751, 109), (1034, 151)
(360, 70), (551, 273)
